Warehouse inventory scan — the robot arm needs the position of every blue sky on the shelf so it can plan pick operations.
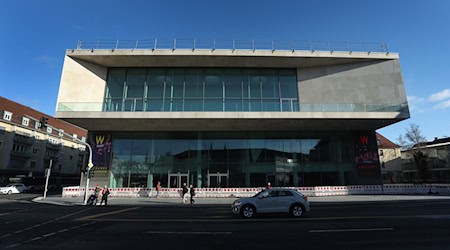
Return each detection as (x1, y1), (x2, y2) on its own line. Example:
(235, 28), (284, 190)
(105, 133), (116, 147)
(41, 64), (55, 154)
(1, 0), (449, 142)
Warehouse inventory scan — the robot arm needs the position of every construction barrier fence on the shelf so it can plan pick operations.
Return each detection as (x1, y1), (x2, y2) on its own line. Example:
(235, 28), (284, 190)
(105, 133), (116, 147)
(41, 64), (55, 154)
(62, 184), (450, 198)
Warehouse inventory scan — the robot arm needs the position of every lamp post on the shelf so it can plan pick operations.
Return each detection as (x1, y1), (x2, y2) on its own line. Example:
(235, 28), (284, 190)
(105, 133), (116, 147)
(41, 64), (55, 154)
(83, 143), (94, 205)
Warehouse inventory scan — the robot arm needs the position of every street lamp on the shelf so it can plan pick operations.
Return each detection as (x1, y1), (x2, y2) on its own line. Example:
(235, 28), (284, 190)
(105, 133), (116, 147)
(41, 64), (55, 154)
(83, 143), (94, 205)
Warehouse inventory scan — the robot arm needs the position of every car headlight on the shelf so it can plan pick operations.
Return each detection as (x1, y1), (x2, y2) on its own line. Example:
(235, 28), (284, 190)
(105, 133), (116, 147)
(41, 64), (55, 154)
(233, 201), (242, 206)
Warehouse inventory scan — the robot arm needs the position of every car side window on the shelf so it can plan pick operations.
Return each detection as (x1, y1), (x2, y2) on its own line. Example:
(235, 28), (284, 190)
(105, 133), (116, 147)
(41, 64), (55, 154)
(268, 191), (279, 197)
(279, 191), (293, 197)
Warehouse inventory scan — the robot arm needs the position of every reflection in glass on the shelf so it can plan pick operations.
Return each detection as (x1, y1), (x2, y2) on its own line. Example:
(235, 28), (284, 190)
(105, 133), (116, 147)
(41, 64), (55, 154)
(105, 67), (298, 112)
(109, 132), (350, 188)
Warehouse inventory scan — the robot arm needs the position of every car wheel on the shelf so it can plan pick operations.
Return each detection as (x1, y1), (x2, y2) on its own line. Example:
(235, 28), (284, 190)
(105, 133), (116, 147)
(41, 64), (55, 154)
(290, 203), (304, 218)
(241, 205), (255, 218)
(7, 190), (12, 195)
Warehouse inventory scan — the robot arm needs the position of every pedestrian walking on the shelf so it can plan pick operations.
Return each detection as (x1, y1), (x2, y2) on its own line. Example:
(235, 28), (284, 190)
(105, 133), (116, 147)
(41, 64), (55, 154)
(100, 185), (110, 206)
(182, 183), (188, 204)
(156, 181), (161, 198)
(189, 184), (196, 204)
(94, 184), (101, 205)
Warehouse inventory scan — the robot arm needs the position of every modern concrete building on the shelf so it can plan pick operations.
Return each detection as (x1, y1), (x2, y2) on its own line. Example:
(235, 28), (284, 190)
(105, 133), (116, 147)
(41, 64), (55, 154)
(0, 97), (87, 187)
(55, 39), (410, 188)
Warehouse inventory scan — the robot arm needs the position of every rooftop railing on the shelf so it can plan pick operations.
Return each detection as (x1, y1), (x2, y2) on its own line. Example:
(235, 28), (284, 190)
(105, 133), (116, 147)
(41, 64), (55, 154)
(75, 39), (389, 54)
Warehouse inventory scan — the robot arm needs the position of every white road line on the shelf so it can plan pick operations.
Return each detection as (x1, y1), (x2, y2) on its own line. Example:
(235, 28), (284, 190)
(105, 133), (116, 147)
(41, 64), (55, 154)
(43, 232), (56, 237)
(309, 228), (394, 233)
(0, 206), (46, 217)
(145, 231), (232, 235)
(1, 207), (92, 239)
(4, 220), (96, 248)
(5, 243), (20, 249)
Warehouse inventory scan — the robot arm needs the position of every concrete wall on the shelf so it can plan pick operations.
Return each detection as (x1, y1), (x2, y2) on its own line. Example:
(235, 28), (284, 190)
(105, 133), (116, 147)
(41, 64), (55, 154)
(297, 60), (407, 105)
(56, 56), (108, 110)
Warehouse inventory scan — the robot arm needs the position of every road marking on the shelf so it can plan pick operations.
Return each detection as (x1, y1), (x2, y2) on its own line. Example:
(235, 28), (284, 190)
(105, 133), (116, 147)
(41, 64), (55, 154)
(74, 214), (439, 223)
(5, 243), (20, 249)
(0, 206), (47, 217)
(43, 232), (56, 237)
(145, 231), (232, 235)
(1, 207), (92, 239)
(4, 221), (96, 248)
(309, 228), (394, 233)
(76, 206), (140, 220)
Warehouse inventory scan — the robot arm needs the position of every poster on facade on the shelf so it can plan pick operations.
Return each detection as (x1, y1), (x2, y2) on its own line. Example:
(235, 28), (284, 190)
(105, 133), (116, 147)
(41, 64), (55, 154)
(353, 131), (382, 185)
(88, 133), (113, 176)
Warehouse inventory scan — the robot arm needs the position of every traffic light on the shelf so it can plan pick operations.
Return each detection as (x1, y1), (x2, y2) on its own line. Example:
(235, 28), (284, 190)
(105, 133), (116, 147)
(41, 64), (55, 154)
(39, 116), (48, 130)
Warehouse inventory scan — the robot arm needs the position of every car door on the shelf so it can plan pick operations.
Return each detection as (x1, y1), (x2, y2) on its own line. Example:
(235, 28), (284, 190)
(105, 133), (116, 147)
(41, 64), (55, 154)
(274, 190), (295, 213)
(254, 190), (277, 213)
(256, 190), (280, 213)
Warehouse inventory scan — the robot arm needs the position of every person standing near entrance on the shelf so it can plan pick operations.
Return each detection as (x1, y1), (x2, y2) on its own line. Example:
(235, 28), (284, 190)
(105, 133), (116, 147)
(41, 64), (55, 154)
(156, 181), (161, 198)
(182, 183), (188, 204)
(189, 184), (196, 204)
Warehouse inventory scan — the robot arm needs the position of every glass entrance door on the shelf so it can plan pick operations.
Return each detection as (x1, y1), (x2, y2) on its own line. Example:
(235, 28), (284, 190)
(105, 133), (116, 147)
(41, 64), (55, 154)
(168, 171), (189, 188)
(207, 170), (229, 187)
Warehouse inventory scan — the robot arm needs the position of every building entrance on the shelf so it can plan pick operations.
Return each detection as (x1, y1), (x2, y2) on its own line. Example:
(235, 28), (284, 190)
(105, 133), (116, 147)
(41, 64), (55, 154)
(207, 170), (229, 187)
(168, 171), (189, 188)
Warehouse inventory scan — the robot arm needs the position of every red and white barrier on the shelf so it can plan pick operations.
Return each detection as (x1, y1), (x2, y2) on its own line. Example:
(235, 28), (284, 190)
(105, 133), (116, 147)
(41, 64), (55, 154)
(62, 184), (450, 198)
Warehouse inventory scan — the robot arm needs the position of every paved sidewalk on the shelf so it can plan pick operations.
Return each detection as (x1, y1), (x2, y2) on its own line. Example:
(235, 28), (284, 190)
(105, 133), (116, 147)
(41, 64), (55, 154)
(32, 194), (450, 207)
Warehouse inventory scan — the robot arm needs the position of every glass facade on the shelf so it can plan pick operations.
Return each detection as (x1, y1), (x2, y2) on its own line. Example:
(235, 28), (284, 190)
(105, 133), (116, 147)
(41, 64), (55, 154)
(104, 68), (299, 112)
(107, 131), (356, 188)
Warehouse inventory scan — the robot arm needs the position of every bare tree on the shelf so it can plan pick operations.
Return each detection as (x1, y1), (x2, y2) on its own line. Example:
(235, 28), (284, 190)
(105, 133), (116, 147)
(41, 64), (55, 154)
(397, 123), (431, 183)
(397, 123), (427, 150)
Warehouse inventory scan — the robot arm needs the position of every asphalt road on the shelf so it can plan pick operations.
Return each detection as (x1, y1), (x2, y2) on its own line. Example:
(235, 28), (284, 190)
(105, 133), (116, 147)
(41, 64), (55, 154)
(1, 198), (450, 250)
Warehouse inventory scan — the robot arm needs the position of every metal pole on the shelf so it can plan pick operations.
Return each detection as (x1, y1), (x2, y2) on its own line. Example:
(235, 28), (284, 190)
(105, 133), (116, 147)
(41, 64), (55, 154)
(43, 160), (52, 199)
(83, 143), (93, 205)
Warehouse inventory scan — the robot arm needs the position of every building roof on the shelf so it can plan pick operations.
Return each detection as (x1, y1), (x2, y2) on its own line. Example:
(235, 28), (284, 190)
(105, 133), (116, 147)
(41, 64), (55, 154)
(0, 96), (87, 139)
(376, 132), (399, 149)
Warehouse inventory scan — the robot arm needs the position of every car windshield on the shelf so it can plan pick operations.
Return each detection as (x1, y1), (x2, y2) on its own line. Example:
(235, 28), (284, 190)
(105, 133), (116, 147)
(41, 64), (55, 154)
(6, 184), (14, 187)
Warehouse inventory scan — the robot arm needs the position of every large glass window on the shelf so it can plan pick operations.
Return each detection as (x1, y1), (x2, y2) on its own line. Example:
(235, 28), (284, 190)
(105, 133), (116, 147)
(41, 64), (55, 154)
(204, 69), (223, 98)
(105, 68), (298, 112)
(109, 131), (353, 188)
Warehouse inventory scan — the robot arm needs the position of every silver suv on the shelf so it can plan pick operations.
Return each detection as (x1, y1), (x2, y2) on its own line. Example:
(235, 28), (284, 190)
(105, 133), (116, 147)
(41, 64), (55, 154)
(232, 188), (310, 218)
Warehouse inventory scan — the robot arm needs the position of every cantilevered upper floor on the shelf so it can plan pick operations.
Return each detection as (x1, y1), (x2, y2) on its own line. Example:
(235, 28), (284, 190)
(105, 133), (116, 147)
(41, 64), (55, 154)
(55, 39), (409, 132)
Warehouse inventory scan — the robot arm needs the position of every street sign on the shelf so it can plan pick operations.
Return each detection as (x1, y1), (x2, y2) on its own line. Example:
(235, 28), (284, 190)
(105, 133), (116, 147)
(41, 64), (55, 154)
(88, 162), (94, 169)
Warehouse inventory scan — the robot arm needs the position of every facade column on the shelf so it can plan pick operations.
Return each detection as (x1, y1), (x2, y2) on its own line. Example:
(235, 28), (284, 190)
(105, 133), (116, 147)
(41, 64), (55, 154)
(196, 133), (202, 188)
(147, 172), (153, 188)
